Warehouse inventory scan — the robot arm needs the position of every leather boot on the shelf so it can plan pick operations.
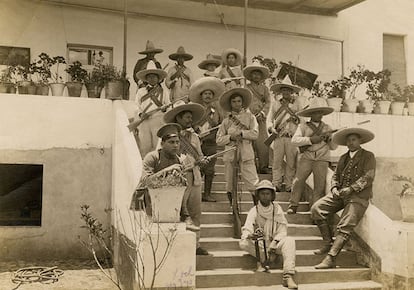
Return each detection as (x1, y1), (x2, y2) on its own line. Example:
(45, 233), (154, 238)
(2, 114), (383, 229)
(282, 273), (298, 289)
(315, 232), (349, 269)
(202, 175), (216, 202)
(314, 220), (333, 255)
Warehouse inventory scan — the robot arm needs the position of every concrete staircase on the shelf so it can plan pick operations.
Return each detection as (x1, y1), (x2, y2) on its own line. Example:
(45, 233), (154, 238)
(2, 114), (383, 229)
(196, 157), (382, 289)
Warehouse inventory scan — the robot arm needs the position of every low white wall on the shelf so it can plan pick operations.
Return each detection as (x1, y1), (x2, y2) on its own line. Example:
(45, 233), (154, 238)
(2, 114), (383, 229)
(0, 94), (113, 150)
(355, 205), (414, 279)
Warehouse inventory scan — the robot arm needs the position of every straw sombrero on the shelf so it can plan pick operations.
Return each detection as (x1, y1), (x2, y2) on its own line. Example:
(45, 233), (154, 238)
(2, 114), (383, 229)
(136, 61), (167, 82)
(139, 40), (163, 55)
(296, 96), (333, 117)
(163, 103), (205, 124)
(219, 87), (252, 112)
(270, 75), (301, 93)
(198, 54), (221, 70)
(169, 46), (193, 61)
(189, 77), (225, 103)
(221, 48), (243, 66)
(333, 128), (375, 146)
(156, 123), (181, 138)
(243, 63), (270, 81)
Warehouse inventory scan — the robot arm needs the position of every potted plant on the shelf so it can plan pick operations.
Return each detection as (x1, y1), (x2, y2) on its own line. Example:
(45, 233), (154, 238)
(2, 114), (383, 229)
(342, 65), (366, 113)
(393, 175), (414, 222)
(390, 84), (407, 115)
(49, 55), (66, 96)
(364, 69), (391, 114)
(30, 54), (51, 95)
(65, 61), (87, 97)
(0, 65), (17, 94)
(101, 64), (123, 100)
(324, 79), (347, 112)
(85, 65), (104, 98)
(15, 64), (36, 95)
(404, 85), (414, 116)
(143, 165), (187, 222)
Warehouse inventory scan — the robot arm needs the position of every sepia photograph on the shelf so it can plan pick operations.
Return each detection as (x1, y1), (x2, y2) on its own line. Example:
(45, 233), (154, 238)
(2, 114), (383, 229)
(0, 0), (413, 289)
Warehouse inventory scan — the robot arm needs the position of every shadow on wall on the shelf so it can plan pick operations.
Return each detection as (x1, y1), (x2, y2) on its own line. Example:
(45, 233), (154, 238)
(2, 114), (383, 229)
(372, 157), (414, 221)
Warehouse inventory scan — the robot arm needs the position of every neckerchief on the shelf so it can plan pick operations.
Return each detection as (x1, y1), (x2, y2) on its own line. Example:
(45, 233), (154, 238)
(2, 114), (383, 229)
(256, 203), (275, 241)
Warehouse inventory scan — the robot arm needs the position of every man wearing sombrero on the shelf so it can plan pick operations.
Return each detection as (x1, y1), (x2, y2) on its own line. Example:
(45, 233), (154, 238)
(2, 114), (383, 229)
(288, 98), (337, 214)
(189, 77), (225, 202)
(164, 102), (210, 255)
(267, 76), (301, 192)
(218, 48), (244, 90)
(198, 54), (221, 78)
(216, 87), (259, 204)
(312, 127), (376, 269)
(133, 40), (163, 88)
(134, 61), (169, 157)
(243, 62), (272, 174)
(166, 46), (194, 102)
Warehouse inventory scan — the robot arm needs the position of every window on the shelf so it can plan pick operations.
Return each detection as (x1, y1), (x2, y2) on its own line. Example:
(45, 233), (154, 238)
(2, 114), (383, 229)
(0, 164), (43, 226)
(383, 34), (407, 87)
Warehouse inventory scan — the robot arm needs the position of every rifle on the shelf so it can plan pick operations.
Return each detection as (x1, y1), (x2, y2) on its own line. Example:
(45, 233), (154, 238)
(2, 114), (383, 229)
(248, 228), (270, 272)
(182, 146), (237, 171)
(198, 125), (220, 140)
(298, 120), (371, 153)
(231, 144), (242, 239)
(127, 95), (188, 131)
(221, 76), (245, 84)
(264, 105), (309, 147)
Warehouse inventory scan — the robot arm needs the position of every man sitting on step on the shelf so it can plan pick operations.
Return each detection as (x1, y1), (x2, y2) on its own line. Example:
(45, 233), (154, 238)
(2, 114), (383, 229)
(312, 127), (376, 269)
(239, 180), (298, 289)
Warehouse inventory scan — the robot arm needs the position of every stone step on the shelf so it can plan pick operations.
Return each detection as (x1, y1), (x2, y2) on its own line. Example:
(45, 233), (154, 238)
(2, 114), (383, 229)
(200, 223), (319, 238)
(211, 191), (294, 202)
(201, 201), (309, 213)
(196, 266), (372, 288)
(196, 249), (357, 270)
(201, 212), (313, 225)
(200, 236), (325, 251)
(207, 172), (271, 182)
(199, 280), (382, 290)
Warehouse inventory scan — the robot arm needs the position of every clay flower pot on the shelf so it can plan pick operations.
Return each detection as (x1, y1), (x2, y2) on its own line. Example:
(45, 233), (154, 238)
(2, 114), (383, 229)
(407, 103), (414, 116)
(105, 81), (123, 100)
(359, 99), (374, 114)
(36, 84), (49, 95)
(342, 99), (359, 113)
(376, 100), (391, 114)
(326, 97), (343, 112)
(66, 82), (83, 97)
(85, 83), (103, 98)
(390, 101), (405, 115)
(49, 83), (66, 96)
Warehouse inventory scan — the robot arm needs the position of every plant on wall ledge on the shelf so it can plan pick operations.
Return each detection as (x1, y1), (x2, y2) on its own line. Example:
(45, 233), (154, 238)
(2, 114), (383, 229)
(365, 69), (392, 102)
(0, 66), (17, 94)
(310, 81), (329, 99)
(390, 83), (409, 103)
(345, 65), (367, 99)
(65, 61), (88, 83)
(50, 56), (66, 83)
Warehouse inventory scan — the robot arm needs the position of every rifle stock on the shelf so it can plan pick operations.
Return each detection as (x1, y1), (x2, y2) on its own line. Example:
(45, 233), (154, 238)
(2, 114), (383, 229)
(232, 146), (242, 239)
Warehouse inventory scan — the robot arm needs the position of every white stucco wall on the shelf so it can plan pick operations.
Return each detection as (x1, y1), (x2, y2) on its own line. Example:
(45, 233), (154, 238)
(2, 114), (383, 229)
(1, 0), (413, 97)
(0, 94), (113, 150)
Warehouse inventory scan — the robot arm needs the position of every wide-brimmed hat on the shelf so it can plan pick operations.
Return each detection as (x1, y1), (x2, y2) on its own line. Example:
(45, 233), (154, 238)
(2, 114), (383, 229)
(169, 46), (193, 61)
(254, 180), (276, 201)
(198, 54), (221, 70)
(296, 96), (333, 117)
(243, 62), (270, 81)
(139, 40), (163, 55)
(163, 102), (205, 124)
(270, 75), (301, 93)
(333, 128), (375, 146)
(189, 77), (225, 103)
(157, 123), (181, 139)
(219, 87), (252, 112)
(136, 61), (167, 82)
(221, 48), (243, 66)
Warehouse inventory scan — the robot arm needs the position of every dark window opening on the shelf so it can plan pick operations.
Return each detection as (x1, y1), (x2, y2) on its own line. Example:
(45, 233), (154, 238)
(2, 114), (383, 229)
(0, 164), (43, 226)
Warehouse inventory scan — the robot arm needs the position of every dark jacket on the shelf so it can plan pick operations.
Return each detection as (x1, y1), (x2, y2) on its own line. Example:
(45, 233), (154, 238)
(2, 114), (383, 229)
(331, 148), (376, 206)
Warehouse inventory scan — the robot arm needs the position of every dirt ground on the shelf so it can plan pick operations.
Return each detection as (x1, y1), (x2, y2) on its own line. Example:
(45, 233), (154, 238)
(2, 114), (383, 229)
(0, 260), (119, 290)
